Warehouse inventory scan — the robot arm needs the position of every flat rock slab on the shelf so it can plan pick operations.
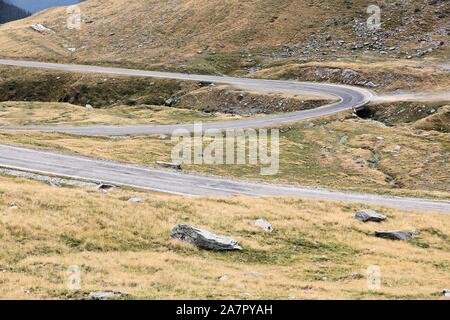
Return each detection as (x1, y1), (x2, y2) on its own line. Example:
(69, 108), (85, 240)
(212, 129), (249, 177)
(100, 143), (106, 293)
(375, 230), (413, 241)
(355, 209), (387, 222)
(88, 291), (128, 300)
(171, 224), (242, 251)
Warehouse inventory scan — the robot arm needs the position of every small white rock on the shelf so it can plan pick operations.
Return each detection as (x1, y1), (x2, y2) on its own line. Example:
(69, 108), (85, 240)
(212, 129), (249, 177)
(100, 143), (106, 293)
(254, 219), (273, 233)
(217, 275), (229, 281)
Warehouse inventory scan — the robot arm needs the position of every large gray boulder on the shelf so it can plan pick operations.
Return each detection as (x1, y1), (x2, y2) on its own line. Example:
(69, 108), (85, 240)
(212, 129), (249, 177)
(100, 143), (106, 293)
(171, 224), (242, 251)
(355, 209), (387, 223)
(375, 230), (414, 241)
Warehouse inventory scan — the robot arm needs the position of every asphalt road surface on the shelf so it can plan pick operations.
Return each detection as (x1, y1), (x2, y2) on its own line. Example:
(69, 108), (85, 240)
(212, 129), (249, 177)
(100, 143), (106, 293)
(0, 59), (372, 136)
(0, 59), (448, 213)
(1, 145), (449, 213)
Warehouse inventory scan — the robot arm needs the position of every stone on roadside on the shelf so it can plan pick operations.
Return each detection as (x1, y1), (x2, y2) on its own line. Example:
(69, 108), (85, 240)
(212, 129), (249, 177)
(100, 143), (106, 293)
(253, 219), (273, 233)
(88, 291), (128, 300)
(171, 224), (242, 251)
(375, 230), (414, 241)
(156, 161), (182, 170)
(48, 180), (61, 187)
(97, 184), (115, 193)
(159, 135), (170, 140)
(30, 24), (53, 33)
(355, 209), (387, 223)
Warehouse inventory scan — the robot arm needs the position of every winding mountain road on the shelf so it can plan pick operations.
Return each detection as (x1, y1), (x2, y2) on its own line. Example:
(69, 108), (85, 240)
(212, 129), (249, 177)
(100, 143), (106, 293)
(0, 59), (449, 213)
(0, 59), (371, 136)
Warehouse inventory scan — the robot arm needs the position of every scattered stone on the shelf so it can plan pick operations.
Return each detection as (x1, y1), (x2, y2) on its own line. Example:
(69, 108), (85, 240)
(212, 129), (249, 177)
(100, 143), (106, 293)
(376, 136), (385, 141)
(48, 181), (61, 187)
(164, 97), (179, 107)
(88, 291), (128, 300)
(355, 209), (387, 223)
(67, 47), (76, 52)
(97, 184), (115, 193)
(375, 230), (414, 241)
(159, 135), (170, 140)
(30, 24), (53, 33)
(171, 224), (243, 251)
(216, 275), (229, 281)
(156, 161), (182, 170)
(128, 197), (144, 203)
(393, 145), (402, 153)
(339, 135), (349, 145)
(8, 203), (18, 210)
(367, 154), (380, 165)
(85, 104), (93, 110)
(351, 272), (365, 279)
(253, 219), (273, 233)
(443, 289), (450, 298)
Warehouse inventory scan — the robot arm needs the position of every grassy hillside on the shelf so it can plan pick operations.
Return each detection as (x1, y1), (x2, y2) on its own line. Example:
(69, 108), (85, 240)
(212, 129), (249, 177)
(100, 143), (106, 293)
(0, 0), (448, 73)
(1, 175), (449, 300)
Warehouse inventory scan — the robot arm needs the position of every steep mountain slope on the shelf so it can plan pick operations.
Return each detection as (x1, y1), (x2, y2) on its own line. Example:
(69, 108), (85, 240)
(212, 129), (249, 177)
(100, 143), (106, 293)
(0, 0), (30, 24)
(0, 0), (448, 72)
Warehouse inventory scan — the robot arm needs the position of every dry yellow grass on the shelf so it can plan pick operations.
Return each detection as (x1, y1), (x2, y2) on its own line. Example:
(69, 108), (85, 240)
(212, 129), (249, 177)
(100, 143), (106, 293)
(0, 101), (231, 126)
(0, 175), (449, 300)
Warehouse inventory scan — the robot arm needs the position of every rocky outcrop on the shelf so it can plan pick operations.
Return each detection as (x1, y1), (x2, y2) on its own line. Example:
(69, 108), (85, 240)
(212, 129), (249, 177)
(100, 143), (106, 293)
(171, 224), (242, 251)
